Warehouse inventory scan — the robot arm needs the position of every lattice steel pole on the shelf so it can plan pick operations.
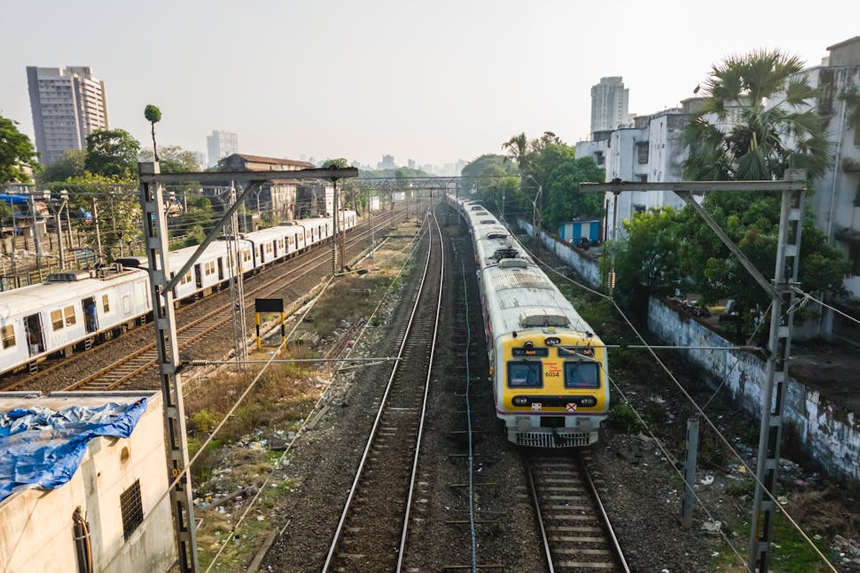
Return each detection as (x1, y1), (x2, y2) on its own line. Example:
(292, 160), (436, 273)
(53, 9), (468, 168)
(138, 162), (199, 573)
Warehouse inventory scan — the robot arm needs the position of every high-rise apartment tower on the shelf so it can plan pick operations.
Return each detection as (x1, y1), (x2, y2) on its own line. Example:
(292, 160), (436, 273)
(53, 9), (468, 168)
(207, 130), (239, 167)
(590, 77), (630, 137)
(27, 66), (109, 165)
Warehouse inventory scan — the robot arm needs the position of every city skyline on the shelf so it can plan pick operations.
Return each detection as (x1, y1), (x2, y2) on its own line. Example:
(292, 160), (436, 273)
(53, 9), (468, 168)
(0, 1), (857, 169)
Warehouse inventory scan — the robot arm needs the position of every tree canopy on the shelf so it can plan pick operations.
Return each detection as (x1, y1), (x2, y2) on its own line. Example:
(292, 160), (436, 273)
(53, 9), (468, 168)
(140, 146), (200, 173)
(38, 149), (87, 183)
(85, 129), (141, 179)
(0, 114), (39, 183)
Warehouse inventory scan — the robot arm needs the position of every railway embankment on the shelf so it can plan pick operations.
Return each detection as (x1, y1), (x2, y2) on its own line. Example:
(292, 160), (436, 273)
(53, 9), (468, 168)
(519, 218), (860, 484)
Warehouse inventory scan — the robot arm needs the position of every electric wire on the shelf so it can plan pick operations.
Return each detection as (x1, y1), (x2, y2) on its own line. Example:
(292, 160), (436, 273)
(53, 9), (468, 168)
(461, 260), (478, 573)
(791, 286), (860, 328)
(520, 230), (839, 573)
(100, 219), (423, 572)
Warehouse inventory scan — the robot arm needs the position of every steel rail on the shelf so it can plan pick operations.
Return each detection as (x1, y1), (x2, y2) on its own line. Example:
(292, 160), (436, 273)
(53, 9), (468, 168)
(0, 212), (400, 392)
(526, 459), (556, 573)
(55, 213), (403, 392)
(395, 207), (444, 572)
(320, 210), (441, 573)
(578, 453), (632, 573)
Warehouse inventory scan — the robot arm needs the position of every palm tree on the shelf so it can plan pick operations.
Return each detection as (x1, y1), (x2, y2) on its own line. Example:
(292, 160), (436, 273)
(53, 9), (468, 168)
(501, 132), (529, 174)
(682, 49), (829, 181)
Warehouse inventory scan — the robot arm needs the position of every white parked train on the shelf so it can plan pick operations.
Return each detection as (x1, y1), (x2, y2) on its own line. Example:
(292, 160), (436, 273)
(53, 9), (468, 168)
(0, 211), (358, 377)
(446, 195), (609, 447)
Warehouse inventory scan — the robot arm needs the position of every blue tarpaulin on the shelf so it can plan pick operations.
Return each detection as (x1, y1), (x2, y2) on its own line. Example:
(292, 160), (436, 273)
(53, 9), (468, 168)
(0, 399), (147, 502)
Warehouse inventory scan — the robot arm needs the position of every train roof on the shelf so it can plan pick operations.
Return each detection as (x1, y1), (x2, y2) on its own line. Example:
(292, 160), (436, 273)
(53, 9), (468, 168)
(0, 268), (147, 320)
(482, 263), (594, 336)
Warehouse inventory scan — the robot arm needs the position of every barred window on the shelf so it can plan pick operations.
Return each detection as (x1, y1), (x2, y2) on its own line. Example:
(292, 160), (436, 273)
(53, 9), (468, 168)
(51, 309), (64, 331)
(1, 325), (15, 349)
(102, 294), (110, 313)
(120, 480), (144, 540)
(64, 306), (76, 326)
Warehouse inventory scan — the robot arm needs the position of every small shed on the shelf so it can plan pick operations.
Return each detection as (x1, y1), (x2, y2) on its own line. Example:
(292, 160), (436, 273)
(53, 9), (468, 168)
(559, 219), (601, 244)
(0, 391), (176, 573)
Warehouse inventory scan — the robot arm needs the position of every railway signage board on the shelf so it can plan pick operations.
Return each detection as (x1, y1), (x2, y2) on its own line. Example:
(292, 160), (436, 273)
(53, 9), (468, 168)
(255, 298), (284, 313)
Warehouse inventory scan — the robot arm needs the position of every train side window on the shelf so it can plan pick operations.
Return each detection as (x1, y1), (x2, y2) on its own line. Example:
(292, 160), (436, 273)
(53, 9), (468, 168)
(508, 361), (542, 388)
(564, 361), (600, 389)
(102, 294), (110, 313)
(1, 325), (15, 349)
(51, 309), (64, 331)
(64, 306), (76, 326)
(122, 295), (132, 316)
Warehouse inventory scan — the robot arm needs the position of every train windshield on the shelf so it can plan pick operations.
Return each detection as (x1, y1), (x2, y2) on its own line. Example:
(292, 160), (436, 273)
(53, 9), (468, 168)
(508, 361), (542, 388)
(564, 361), (600, 389)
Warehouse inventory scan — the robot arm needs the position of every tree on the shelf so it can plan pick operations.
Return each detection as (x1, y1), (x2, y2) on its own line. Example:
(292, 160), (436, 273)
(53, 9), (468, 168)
(0, 114), (39, 183)
(501, 132), (530, 174)
(677, 49), (846, 330)
(144, 105), (162, 162)
(85, 129), (141, 179)
(543, 157), (605, 231)
(37, 149), (87, 183)
(140, 146), (200, 173)
(682, 49), (830, 181)
(606, 207), (689, 322)
(322, 158), (349, 169)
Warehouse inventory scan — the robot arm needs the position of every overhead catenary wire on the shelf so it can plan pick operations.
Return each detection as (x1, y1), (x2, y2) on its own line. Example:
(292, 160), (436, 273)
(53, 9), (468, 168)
(791, 286), (860, 328)
(100, 217), (426, 573)
(520, 234), (839, 573)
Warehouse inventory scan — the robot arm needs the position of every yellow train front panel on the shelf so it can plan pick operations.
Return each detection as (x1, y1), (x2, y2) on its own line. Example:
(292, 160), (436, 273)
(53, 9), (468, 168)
(494, 330), (608, 447)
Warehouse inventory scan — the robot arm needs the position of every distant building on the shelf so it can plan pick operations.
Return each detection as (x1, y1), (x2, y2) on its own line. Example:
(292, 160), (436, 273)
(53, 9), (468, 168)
(207, 130), (239, 168)
(377, 154), (395, 170)
(0, 391), (175, 573)
(590, 77), (631, 137)
(220, 153), (330, 219)
(192, 151), (206, 170)
(26, 66), (109, 166)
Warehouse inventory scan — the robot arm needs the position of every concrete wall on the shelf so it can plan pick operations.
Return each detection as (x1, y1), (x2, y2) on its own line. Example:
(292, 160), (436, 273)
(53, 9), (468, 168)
(0, 392), (176, 573)
(648, 298), (860, 481)
(520, 221), (860, 482)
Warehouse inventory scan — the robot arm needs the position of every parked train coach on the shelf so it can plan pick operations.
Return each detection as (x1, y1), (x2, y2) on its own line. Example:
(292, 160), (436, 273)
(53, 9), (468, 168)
(0, 266), (151, 376)
(0, 211), (359, 377)
(445, 194), (609, 447)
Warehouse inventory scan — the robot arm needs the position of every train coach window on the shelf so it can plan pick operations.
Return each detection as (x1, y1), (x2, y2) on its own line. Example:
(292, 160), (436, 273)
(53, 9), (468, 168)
(64, 306), (76, 326)
(1, 325), (15, 349)
(508, 361), (542, 388)
(102, 295), (110, 313)
(51, 309), (64, 331)
(564, 361), (600, 389)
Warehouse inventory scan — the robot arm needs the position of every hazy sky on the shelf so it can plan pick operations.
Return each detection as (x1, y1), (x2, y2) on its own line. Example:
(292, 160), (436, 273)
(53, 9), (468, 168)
(1, 0), (857, 168)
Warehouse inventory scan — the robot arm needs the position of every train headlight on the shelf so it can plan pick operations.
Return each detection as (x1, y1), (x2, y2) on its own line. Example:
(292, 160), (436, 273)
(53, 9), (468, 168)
(580, 396), (597, 407)
(513, 396), (529, 407)
(524, 340), (533, 349)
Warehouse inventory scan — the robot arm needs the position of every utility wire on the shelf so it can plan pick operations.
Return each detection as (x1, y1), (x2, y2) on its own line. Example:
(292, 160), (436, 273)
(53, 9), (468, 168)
(522, 235), (838, 573)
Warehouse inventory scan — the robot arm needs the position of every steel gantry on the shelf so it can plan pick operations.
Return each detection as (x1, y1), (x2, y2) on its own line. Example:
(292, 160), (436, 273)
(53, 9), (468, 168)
(137, 163), (357, 573)
(582, 170), (807, 573)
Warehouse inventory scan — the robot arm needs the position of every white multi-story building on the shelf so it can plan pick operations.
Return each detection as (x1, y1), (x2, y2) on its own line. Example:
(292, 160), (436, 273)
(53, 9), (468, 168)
(26, 66), (109, 166)
(206, 130), (239, 167)
(590, 77), (631, 137)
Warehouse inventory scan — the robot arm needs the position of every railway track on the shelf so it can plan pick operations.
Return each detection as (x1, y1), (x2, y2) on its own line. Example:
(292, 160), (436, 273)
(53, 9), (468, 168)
(0, 212), (406, 393)
(321, 209), (444, 573)
(526, 451), (631, 573)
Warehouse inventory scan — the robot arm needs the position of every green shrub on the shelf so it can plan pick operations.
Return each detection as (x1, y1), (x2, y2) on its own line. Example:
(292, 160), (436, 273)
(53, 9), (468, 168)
(606, 402), (646, 433)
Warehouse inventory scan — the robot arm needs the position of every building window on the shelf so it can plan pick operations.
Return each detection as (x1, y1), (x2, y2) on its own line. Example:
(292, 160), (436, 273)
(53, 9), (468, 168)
(120, 480), (144, 540)
(849, 243), (860, 276)
(594, 151), (605, 167)
(51, 309), (64, 331)
(637, 143), (649, 164)
(1, 325), (15, 349)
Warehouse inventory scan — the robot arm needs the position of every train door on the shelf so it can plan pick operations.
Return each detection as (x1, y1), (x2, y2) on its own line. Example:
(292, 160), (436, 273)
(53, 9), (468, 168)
(24, 314), (45, 356)
(81, 297), (98, 334)
(194, 263), (203, 289)
(217, 258), (224, 281)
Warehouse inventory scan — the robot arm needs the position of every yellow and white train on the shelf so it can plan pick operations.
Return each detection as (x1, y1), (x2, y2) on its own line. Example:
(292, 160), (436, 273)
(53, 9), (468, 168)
(447, 195), (608, 447)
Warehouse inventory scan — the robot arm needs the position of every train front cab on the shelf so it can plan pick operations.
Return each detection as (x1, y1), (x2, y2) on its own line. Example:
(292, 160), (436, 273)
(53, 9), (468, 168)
(495, 329), (608, 448)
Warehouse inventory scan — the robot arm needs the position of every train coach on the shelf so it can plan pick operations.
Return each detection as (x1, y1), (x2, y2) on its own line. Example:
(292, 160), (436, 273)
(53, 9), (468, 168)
(447, 195), (609, 447)
(0, 210), (358, 377)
